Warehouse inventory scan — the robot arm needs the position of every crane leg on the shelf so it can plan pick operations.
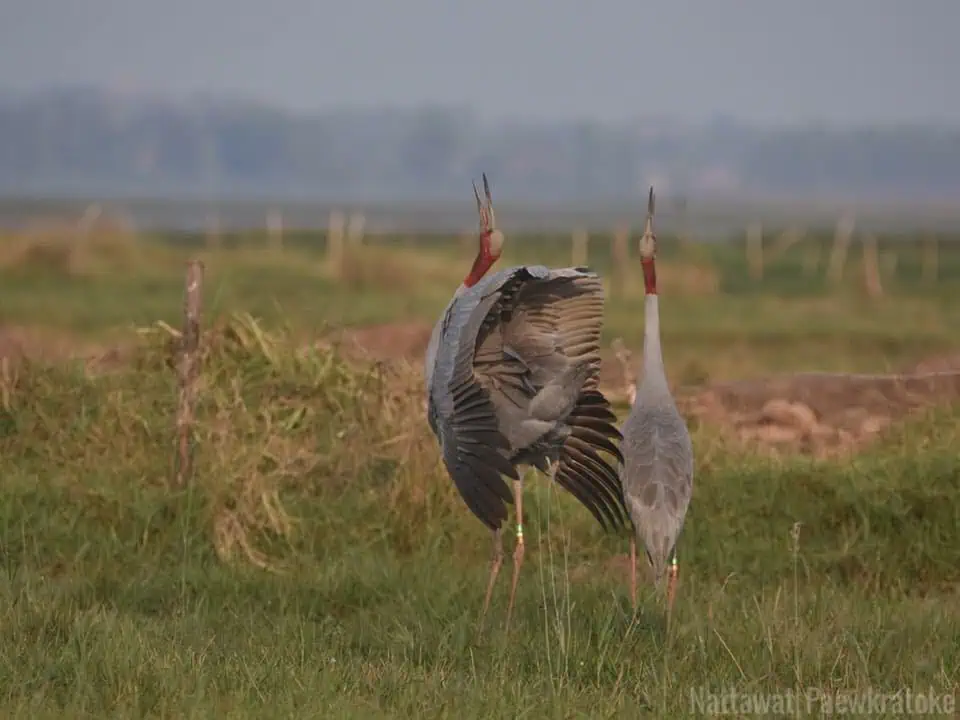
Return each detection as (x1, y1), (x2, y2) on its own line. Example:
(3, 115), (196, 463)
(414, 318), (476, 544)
(629, 536), (638, 611)
(504, 479), (525, 631)
(665, 550), (679, 618)
(478, 528), (504, 631)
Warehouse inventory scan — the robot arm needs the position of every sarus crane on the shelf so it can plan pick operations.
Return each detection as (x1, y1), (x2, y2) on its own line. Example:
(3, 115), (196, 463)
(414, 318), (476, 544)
(619, 187), (694, 617)
(425, 174), (628, 629)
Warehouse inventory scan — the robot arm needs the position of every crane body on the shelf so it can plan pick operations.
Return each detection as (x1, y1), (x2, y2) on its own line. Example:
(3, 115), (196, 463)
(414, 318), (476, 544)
(425, 175), (627, 629)
(619, 188), (695, 616)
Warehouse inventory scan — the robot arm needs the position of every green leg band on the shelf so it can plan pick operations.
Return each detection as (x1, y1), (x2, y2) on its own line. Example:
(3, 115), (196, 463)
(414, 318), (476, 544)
(516, 524), (523, 540)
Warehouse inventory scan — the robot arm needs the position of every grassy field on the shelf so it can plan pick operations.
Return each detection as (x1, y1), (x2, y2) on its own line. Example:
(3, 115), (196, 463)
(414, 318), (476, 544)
(0, 225), (959, 717)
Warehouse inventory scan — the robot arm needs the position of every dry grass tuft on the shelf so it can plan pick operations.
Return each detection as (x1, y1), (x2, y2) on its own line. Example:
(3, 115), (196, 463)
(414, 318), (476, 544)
(126, 313), (449, 568)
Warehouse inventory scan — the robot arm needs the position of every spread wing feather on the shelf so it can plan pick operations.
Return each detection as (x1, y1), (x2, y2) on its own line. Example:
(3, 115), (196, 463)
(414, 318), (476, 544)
(428, 265), (627, 533)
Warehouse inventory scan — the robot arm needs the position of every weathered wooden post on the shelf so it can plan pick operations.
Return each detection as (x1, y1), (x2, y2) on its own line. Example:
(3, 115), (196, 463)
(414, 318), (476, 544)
(827, 213), (855, 286)
(174, 260), (204, 488)
(861, 233), (883, 299)
(267, 208), (283, 251)
(326, 210), (346, 279)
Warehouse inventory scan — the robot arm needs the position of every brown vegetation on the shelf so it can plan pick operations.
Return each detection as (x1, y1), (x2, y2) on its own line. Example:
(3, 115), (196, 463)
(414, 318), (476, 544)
(5, 314), (958, 461)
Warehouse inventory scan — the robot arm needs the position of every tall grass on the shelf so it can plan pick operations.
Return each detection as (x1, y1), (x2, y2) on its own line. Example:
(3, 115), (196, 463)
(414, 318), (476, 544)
(0, 317), (957, 716)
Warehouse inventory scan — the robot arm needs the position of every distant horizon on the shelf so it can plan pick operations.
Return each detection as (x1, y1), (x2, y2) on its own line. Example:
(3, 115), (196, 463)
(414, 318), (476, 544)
(4, 84), (959, 212)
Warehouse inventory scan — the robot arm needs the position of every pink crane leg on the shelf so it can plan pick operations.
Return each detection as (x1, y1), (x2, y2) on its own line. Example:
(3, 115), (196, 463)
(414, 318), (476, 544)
(478, 528), (504, 631)
(504, 479), (525, 631)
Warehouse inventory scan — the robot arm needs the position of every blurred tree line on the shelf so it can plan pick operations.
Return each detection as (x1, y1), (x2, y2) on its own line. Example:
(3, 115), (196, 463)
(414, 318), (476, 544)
(1, 88), (958, 203)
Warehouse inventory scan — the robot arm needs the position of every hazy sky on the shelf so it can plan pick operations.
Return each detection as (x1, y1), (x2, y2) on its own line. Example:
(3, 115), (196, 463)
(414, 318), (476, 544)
(2, 0), (957, 126)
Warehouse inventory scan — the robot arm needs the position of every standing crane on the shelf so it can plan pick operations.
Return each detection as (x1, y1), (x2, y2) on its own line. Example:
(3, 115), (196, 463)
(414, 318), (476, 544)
(619, 187), (694, 617)
(425, 174), (628, 630)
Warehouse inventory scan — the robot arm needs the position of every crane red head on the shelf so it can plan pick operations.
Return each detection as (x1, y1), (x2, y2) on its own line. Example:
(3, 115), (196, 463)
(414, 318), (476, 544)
(464, 173), (504, 288)
(638, 186), (657, 295)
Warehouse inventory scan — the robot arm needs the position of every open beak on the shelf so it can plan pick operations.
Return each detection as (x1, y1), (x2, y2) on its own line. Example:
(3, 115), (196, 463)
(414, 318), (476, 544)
(473, 172), (496, 235)
(639, 186), (657, 258)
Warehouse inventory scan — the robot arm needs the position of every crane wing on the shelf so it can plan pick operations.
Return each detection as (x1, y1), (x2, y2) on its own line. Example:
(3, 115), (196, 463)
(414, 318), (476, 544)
(496, 268), (629, 531)
(434, 282), (521, 531)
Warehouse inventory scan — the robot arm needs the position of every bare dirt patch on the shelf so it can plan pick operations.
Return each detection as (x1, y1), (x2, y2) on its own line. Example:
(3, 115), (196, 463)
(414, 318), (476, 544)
(334, 320), (960, 458)
(602, 336), (960, 458)
(677, 371), (960, 458)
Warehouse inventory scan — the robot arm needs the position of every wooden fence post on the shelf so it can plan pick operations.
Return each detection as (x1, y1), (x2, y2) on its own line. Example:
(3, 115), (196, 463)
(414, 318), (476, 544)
(861, 233), (883, 299)
(827, 213), (855, 286)
(326, 210), (346, 279)
(175, 260), (204, 488)
(611, 338), (636, 406)
(267, 208), (283, 251)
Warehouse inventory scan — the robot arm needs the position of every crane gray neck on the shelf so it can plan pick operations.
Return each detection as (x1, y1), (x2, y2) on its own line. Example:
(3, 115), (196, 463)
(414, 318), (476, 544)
(639, 293), (668, 392)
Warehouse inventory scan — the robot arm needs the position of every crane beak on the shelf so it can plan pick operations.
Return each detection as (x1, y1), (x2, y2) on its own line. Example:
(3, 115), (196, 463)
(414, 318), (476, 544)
(464, 174), (502, 286)
(473, 173), (502, 259)
(639, 186), (656, 258)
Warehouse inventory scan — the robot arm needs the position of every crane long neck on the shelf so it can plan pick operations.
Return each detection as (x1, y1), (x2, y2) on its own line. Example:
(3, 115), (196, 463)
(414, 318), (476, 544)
(641, 287), (668, 390)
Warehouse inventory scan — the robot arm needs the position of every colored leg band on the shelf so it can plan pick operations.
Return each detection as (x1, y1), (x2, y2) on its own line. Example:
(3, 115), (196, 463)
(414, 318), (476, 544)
(516, 524), (523, 539)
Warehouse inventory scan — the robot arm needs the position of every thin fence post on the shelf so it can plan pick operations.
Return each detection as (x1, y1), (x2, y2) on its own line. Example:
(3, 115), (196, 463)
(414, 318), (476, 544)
(267, 208), (283, 251)
(611, 338), (636, 406)
(327, 210), (346, 279)
(175, 260), (204, 488)
(861, 233), (883, 299)
(827, 213), (855, 286)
